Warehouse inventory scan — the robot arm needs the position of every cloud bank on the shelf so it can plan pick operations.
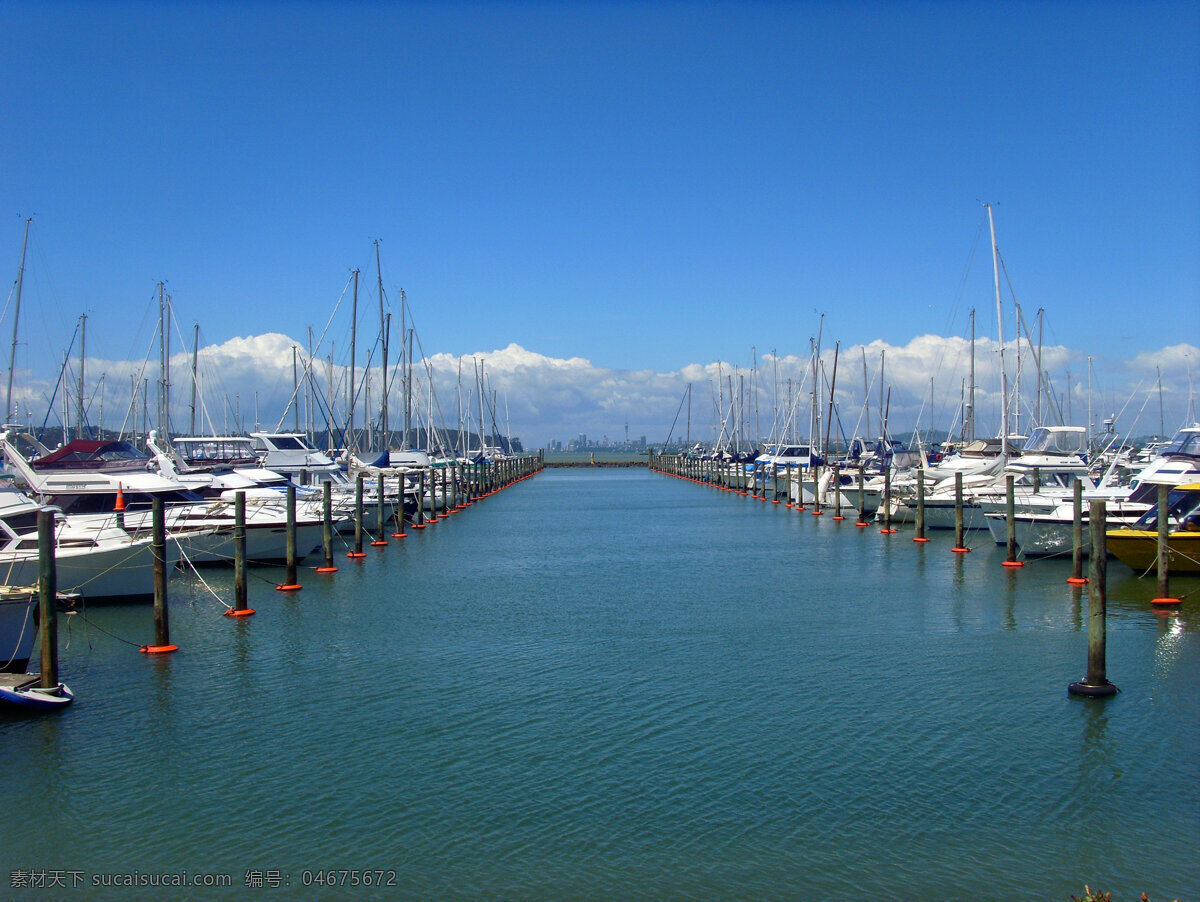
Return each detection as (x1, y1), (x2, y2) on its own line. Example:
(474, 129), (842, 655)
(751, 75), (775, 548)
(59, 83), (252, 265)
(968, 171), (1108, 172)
(8, 334), (1197, 448)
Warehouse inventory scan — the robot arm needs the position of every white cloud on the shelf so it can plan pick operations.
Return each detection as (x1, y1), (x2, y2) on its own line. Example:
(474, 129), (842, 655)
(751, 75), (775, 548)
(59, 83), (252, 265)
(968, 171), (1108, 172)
(9, 334), (1197, 448)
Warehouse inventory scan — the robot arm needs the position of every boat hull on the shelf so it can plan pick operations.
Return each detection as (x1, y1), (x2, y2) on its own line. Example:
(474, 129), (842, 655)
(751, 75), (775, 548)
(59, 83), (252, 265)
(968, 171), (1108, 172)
(1106, 529), (1200, 574)
(0, 538), (181, 604)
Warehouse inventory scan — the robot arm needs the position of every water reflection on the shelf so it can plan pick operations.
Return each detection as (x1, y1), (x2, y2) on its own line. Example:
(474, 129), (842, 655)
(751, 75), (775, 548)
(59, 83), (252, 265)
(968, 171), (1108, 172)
(1154, 611), (1187, 679)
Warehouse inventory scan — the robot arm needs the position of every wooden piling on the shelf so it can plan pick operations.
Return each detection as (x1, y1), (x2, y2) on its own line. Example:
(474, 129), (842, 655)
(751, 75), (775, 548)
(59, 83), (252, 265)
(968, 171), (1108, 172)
(280, 484), (301, 588)
(229, 491), (252, 614)
(1152, 483), (1179, 604)
(914, 468), (928, 542)
(880, 464), (895, 533)
(234, 492), (247, 585)
(348, 474), (366, 556)
(1002, 473), (1023, 567)
(855, 468), (867, 527)
(952, 471), (968, 553)
(1068, 500), (1118, 697)
(37, 509), (59, 688)
(142, 494), (177, 653)
(372, 474), (388, 544)
(1068, 478), (1087, 584)
(319, 481), (338, 569)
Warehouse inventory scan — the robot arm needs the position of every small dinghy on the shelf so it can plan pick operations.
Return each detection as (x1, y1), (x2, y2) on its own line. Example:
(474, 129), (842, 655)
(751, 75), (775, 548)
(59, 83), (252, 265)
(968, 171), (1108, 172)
(0, 673), (74, 710)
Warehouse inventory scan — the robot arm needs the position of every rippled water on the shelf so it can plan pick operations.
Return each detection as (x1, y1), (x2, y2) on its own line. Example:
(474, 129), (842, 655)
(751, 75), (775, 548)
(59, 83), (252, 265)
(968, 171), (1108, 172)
(5, 468), (1199, 900)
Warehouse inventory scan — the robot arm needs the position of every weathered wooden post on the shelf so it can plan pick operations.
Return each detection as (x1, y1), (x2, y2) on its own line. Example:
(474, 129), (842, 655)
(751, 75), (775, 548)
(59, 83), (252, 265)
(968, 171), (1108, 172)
(277, 484), (302, 589)
(880, 464), (895, 533)
(348, 474), (367, 556)
(914, 468), (929, 542)
(142, 495), (177, 653)
(414, 470), (427, 528)
(1002, 473), (1023, 567)
(1152, 483), (1180, 605)
(372, 474), (388, 545)
(318, 481), (338, 569)
(952, 471), (969, 553)
(1067, 478), (1087, 585)
(1068, 500), (1118, 697)
(37, 510), (59, 687)
(855, 468), (867, 527)
(225, 491), (254, 616)
(832, 465), (844, 521)
(812, 466), (823, 515)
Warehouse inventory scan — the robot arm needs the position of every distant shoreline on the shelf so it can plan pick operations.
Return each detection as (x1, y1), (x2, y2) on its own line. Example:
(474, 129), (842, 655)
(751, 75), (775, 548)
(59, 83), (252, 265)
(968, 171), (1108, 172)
(542, 460), (645, 468)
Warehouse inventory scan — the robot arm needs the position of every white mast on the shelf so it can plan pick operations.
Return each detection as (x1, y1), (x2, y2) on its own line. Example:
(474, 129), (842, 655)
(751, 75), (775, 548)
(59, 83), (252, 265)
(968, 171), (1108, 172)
(967, 307), (976, 442)
(6, 217), (32, 424)
(349, 269), (359, 453)
(77, 313), (86, 439)
(986, 203), (1010, 456)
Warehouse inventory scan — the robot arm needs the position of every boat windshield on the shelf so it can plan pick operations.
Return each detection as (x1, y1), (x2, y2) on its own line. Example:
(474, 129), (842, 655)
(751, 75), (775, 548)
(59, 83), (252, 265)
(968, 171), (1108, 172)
(1133, 487), (1200, 530)
(1022, 427), (1086, 455)
(33, 440), (149, 470)
(265, 435), (313, 451)
(1159, 429), (1200, 458)
(175, 438), (259, 465)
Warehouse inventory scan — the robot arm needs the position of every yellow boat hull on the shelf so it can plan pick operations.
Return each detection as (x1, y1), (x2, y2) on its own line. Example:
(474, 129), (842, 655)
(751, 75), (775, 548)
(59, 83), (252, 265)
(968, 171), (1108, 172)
(1106, 529), (1200, 574)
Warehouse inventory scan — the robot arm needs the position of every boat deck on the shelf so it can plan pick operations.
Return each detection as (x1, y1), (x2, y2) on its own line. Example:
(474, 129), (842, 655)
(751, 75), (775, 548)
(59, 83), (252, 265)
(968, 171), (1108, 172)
(0, 673), (39, 691)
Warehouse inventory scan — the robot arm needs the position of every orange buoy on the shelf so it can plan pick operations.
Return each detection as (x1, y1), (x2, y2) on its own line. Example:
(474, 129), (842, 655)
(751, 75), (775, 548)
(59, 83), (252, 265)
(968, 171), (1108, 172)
(276, 583), (303, 591)
(315, 566), (339, 573)
(880, 528), (897, 534)
(1151, 597), (1181, 606)
(224, 607), (255, 617)
(913, 536), (930, 543)
(951, 546), (971, 553)
(370, 540), (388, 546)
(1066, 577), (1088, 585)
(855, 521), (868, 529)
(140, 644), (178, 654)
(832, 515), (845, 521)
(1001, 560), (1025, 568)
(346, 551), (367, 559)
(812, 510), (823, 516)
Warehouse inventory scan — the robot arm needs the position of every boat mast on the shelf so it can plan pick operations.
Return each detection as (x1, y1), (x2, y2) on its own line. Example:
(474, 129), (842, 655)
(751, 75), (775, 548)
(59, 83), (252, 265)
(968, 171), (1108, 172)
(1157, 366), (1165, 438)
(1036, 308), (1044, 426)
(862, 347), (870, 443)
(809, 338), (818, 451)
(306, 326), (315, 442)
(157, 282), (170, 440)
(986, 204), (1010, 456)
(401, 288), (409, 448)
(292, 345), (300, 432)
(686, 382), (691, 447)
(375, 240), (388, 444)
(6, 216), (31, 424)
(879, 349), (886, 444)
(967, 307), (975, 442)
(823, 341), (839, 459)
(76, 313), (86, 440)
(189, 322), (199, 435)
(349, 268), (359, 453)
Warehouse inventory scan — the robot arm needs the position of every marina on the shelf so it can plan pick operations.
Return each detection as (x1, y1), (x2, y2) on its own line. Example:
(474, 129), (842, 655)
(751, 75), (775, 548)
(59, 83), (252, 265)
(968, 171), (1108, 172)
(5, 2), (1199, 897)
(4, 466), (1198, 899)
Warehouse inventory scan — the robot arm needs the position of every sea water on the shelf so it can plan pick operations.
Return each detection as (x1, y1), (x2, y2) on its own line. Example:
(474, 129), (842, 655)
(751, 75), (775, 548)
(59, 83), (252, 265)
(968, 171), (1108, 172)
(4, 467), (1198, 899)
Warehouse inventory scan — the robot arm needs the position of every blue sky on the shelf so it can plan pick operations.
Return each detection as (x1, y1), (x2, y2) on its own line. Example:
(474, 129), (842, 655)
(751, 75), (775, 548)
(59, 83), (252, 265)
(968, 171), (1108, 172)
(2, 0), (1198, 446)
